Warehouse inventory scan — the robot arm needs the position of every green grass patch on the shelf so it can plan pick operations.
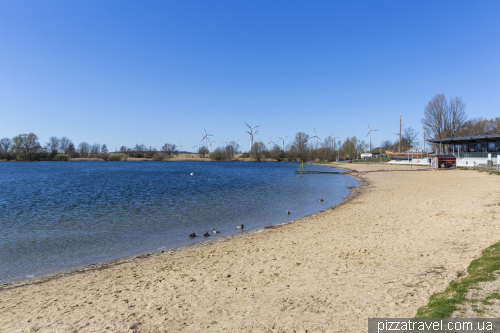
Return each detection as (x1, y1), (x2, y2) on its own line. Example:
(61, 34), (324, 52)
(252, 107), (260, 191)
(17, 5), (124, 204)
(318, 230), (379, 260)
(416, 241), (500, 318)
(486, 292), (500, 300)
(310, 161), (334, 164)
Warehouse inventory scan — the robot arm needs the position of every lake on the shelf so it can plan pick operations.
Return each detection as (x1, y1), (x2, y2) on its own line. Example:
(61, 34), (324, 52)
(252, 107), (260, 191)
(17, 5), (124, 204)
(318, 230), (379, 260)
(0, 161), (358, 284)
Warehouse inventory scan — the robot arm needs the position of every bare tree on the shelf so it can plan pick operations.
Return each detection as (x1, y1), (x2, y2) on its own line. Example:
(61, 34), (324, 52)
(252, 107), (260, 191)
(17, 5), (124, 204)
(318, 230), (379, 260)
(380, 140), (394, 151)
(46, 137), (60, 156)
(161, 143), (178, 157)
(399, 127), (419, 149)
(251, 141), (266, 161)
(101, 143), (108, 154)
(59, 137), (72, 154)
(225, 141), (239, 160)
(269, 143), (282, 160)
(0, 138), (12, 155)
(355, 140), (368, 158)
(422, 94), (467, 139)
(133, 143), (147, 157)
(90, 143), (100, 156)
(78, 142), (90, 156)
(119, 146), (128, 155)
(460, 117), (500, 136)
(145, 146), (157, 158)
(291, 132), (309, 161)
(447, 96), (467, 137)
(198, 146), (209, 157)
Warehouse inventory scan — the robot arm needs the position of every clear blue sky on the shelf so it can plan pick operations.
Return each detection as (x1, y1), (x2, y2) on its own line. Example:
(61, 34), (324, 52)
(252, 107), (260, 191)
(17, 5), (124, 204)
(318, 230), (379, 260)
(1, 1), (499, 152)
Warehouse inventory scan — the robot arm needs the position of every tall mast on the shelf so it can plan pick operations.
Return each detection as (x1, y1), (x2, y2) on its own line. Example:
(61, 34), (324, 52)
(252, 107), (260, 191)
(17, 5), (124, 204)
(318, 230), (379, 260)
(399, 114), (401, 153)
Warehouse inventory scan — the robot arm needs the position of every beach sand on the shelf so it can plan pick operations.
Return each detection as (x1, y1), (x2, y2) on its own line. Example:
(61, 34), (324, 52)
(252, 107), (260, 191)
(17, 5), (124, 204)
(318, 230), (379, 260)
(1, 164), (500, 332)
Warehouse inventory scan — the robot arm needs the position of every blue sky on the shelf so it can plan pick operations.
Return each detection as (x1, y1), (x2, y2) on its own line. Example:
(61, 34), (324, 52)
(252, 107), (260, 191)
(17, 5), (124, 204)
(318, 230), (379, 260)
(1, 1), (499, 152)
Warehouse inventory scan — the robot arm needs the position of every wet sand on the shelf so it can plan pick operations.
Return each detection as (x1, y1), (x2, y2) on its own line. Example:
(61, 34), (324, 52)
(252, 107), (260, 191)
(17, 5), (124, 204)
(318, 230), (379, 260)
(1, 164), (500, 332)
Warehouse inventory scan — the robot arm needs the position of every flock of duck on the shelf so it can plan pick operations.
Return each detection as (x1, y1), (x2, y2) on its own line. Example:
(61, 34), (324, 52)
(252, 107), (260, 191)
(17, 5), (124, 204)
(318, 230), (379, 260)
(189, 198), (324, 239)
(189, 225), (243, 238)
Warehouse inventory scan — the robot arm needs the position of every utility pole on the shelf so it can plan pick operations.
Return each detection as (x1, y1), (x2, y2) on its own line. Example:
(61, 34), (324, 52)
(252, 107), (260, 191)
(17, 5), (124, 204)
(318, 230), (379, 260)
(399, 114), (402, 153)
(423, 132), (426, 152)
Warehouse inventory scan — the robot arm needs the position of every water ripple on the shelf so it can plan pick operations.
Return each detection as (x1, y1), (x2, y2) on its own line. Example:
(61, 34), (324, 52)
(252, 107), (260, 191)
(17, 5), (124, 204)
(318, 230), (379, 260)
(0, 161), (358, 284)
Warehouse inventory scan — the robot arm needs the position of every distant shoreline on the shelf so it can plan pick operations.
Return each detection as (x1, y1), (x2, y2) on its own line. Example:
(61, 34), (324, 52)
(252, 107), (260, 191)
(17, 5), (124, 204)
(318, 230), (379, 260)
(0, 158), (303, 162)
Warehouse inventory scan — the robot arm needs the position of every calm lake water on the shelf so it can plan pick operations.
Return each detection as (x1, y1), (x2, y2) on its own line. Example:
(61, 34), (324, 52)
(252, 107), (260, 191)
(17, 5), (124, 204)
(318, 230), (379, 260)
(0, 161), (358, 284)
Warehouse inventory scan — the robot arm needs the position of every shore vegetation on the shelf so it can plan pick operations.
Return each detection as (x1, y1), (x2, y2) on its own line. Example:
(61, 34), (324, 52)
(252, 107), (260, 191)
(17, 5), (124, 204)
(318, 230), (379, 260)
(0, 132), (375, 162)
(416, 241), (500, 318)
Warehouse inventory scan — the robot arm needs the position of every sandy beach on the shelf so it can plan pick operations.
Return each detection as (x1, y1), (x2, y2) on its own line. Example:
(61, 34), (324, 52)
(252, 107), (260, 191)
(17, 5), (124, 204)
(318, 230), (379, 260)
(1, 164), (500, 332)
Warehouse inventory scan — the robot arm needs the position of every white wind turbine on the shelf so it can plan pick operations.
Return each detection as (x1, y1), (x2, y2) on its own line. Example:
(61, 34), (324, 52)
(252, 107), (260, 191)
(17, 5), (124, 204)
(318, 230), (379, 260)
(178, 143), (183, 154)
(208, 139), (215, 153)
(366, 123), (378, 152)
(278, 136), (288, 151)
(267, 137), (275, 151)
(201, 128), (213, 148)
(245, 122), (260, 151)
(200, 133), (207, 148)
(311, 129), (321, 150)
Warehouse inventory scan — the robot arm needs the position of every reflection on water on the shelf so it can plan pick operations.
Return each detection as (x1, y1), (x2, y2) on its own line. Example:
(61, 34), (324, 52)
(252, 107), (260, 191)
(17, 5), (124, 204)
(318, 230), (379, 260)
(0, 161), (358, 284)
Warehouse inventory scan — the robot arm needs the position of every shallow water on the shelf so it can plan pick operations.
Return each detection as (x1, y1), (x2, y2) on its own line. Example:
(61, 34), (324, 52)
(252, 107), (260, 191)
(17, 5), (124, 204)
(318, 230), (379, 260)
(0, 161), (358, 284)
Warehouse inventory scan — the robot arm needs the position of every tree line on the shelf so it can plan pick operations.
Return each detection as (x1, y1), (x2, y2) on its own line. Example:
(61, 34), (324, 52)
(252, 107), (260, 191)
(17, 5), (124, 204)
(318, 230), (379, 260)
(242, 132), (368, 162)
(0, 134), (185, 161)
(0, 132), (371, 162)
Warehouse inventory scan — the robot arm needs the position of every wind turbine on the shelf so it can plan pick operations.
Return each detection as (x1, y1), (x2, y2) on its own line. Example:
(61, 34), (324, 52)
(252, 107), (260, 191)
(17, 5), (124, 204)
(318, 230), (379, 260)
(223, 139), (229, 149)
(366, 123), (378, 152)
(178, 143), (183, 154)
(201, 133), (207, 147)
(267, 137), (274, 151)
(311, 129), (321, 150)
(200, 128), (213, 148)
(245, 122), (260, 151)
(278, 136), (288, 151)
(208, 139), (215, 153)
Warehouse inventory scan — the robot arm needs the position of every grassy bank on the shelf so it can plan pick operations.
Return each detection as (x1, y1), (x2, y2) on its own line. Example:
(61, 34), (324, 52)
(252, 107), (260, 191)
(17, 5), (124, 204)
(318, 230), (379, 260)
(458, 167), (500, 176)
(416, 240), (500, 318)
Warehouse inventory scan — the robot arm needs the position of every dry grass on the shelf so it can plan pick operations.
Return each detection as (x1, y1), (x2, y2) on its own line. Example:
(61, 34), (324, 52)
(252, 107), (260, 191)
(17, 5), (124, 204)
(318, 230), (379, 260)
(68, 158), (105, 161)
(166, 154), (210, 161)
(125, 157), (148, 161)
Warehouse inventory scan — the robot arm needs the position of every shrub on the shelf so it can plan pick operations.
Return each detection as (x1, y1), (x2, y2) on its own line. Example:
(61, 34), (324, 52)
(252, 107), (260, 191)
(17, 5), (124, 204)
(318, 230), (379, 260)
(53, 154), (70, 161)
(107, 153), (128, 161)
(152, 153), (165, 161)
(209, 148), (225, 161)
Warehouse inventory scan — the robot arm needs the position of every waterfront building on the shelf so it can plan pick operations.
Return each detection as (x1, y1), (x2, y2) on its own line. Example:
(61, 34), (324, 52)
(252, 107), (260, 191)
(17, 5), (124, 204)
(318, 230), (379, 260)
(428, 134), (500, 167)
